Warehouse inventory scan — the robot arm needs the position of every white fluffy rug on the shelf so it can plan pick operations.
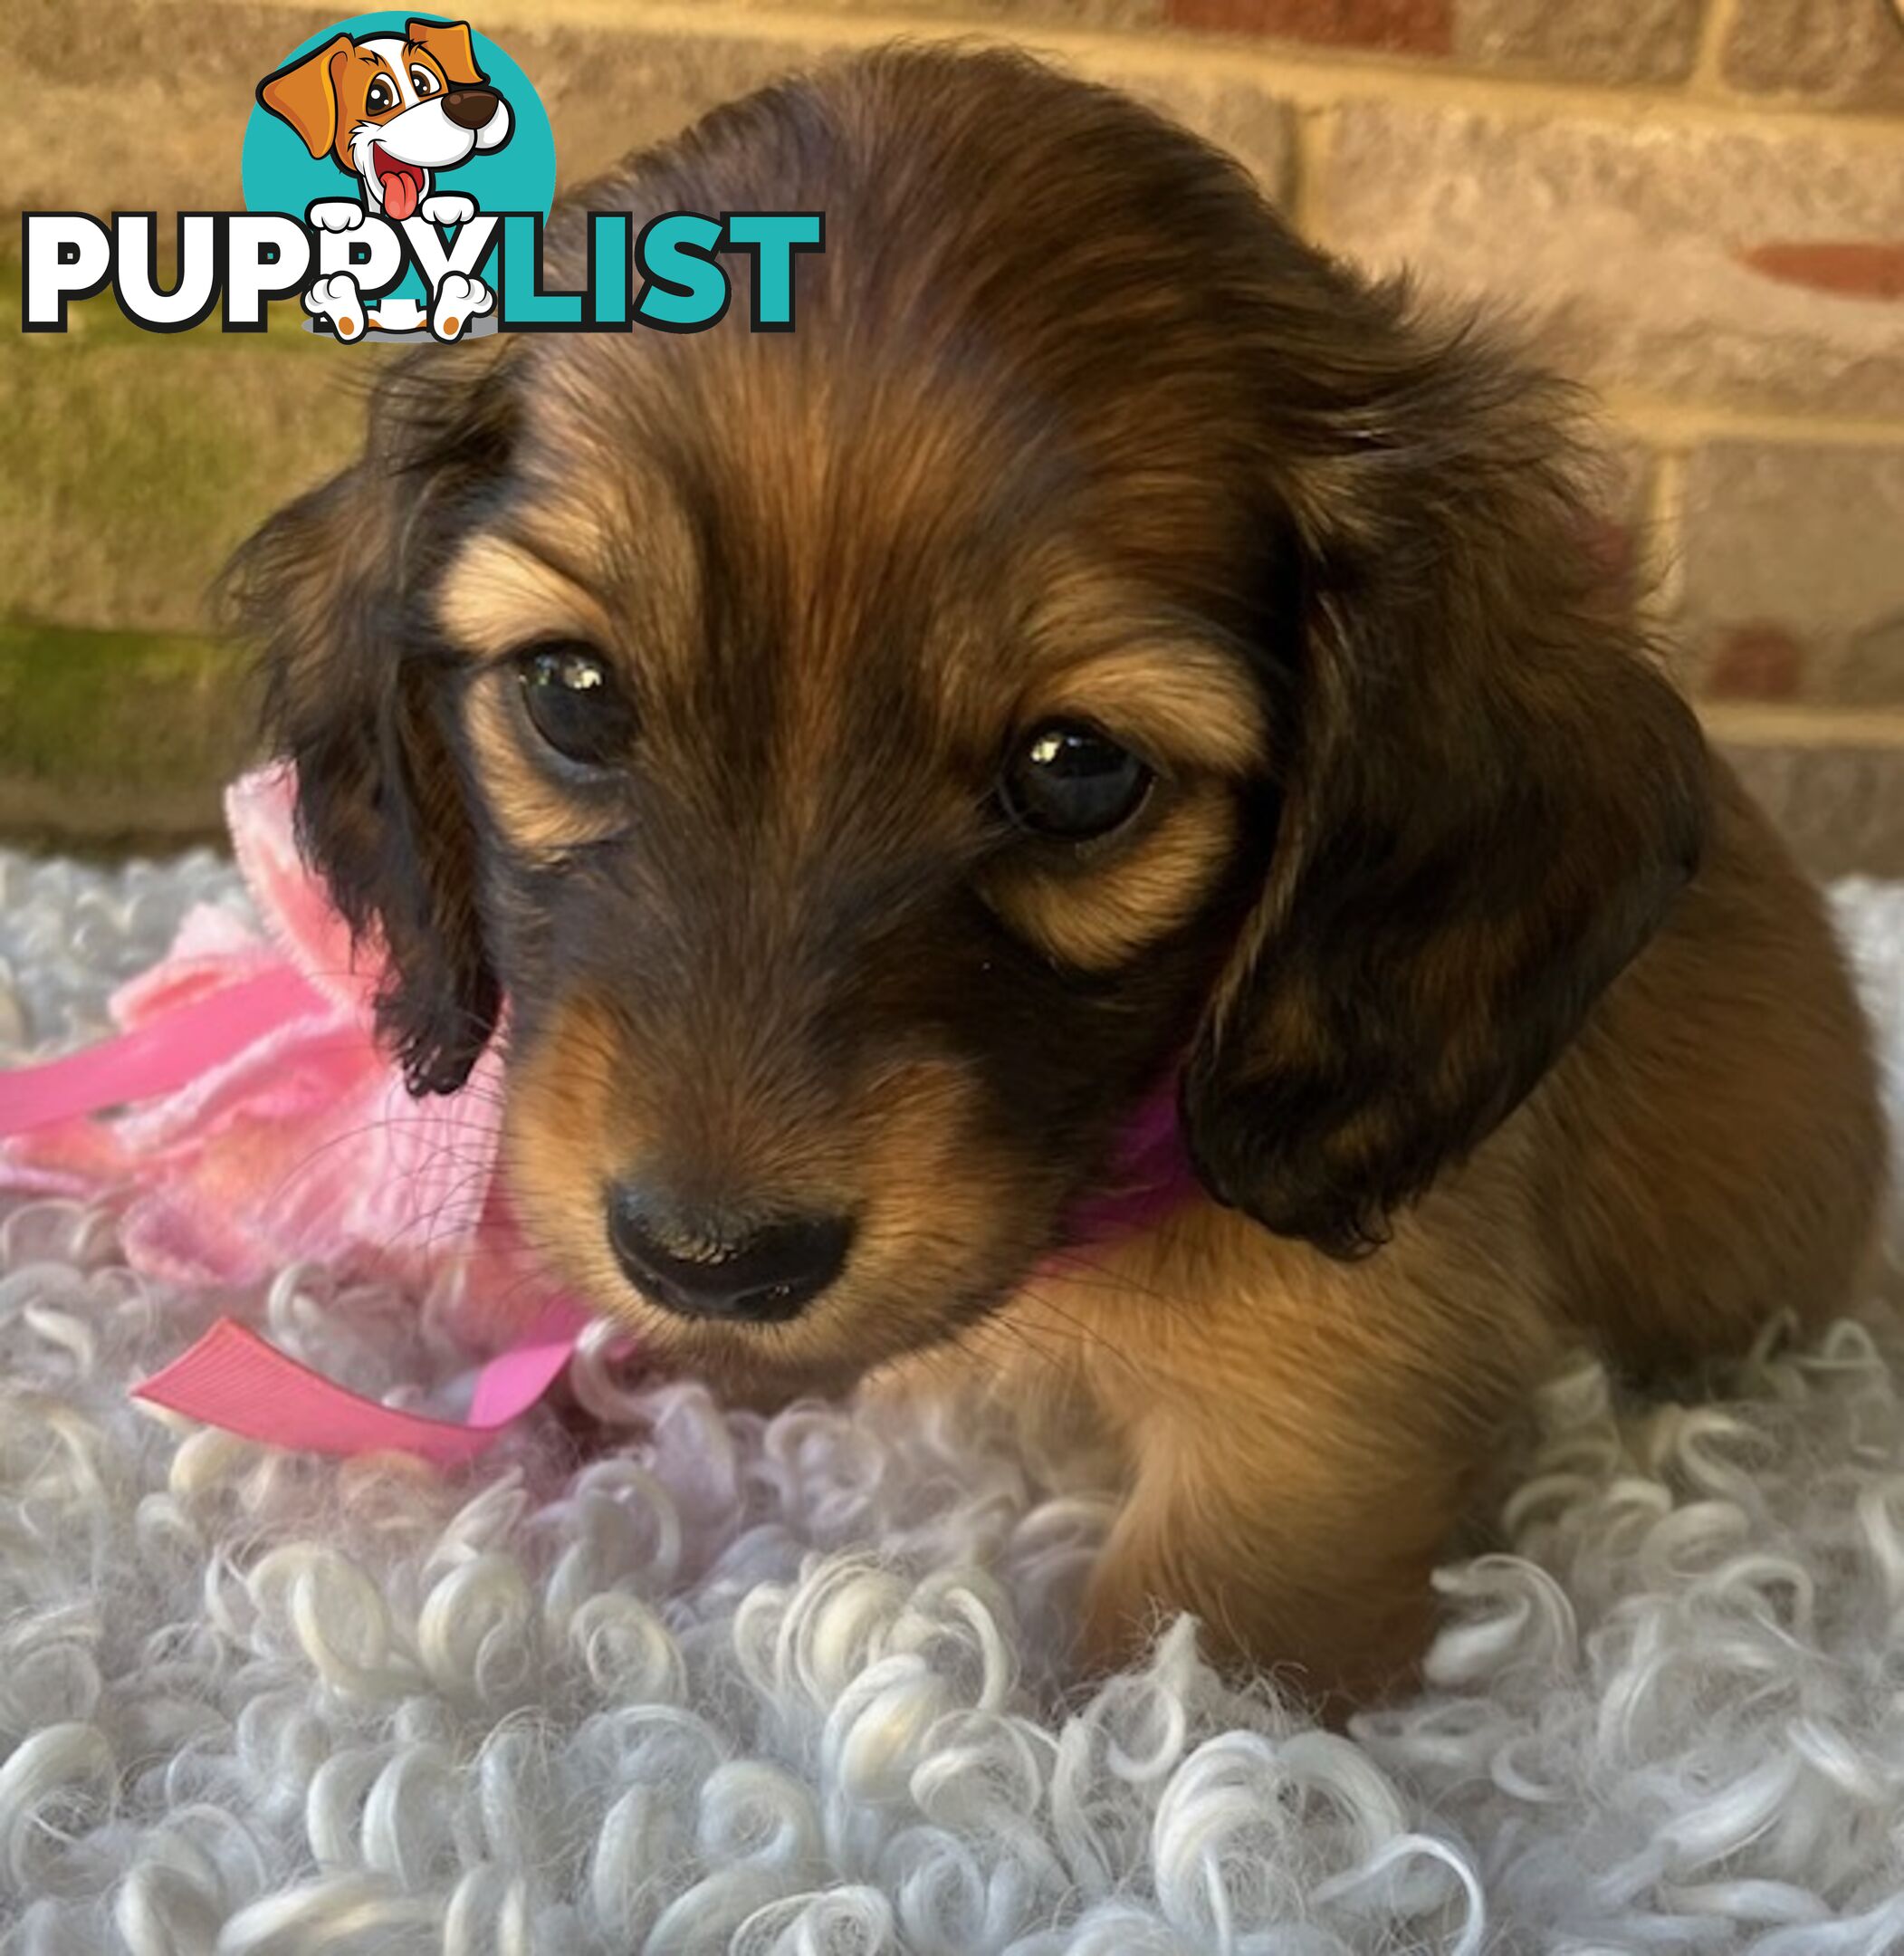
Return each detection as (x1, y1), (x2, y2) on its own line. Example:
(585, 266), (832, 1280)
(5, 851), (1904, 1956)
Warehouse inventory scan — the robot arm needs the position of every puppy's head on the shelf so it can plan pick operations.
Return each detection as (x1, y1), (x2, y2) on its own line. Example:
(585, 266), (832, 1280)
(257, 18), (511, 214)
(231, 49), (1707, 1394)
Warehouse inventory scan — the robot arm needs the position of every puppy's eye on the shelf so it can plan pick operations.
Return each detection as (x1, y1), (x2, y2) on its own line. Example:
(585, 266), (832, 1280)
(410, 65), (440, 97)
(1000, 721), (1153, 841)
(367, 77), (397, 113)
(512, 642), (636, 770)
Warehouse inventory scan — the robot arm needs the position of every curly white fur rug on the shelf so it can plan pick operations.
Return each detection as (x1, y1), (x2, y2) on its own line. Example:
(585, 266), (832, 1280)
(5, 850), (1904, 1956)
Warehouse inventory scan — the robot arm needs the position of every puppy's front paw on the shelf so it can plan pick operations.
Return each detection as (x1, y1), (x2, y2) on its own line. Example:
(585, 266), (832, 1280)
(430, 272), (494, 342)
(306, 199), (366, 233)
(420, 193), (477, 227)
(303, 272), (366, 342)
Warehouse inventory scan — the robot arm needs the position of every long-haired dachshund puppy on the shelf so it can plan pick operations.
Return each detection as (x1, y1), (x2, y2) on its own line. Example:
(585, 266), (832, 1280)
(232, 47), (1885, 1712)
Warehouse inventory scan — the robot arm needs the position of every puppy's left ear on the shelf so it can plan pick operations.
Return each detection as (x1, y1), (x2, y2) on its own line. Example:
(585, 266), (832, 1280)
(1182, 300), (1709, 1257)
(407, 18), (486, 86)
(256, 34), (350, 160)
(223, 340), (516, 1097)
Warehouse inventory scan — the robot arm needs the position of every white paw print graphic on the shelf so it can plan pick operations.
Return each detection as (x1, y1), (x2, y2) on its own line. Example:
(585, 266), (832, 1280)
(305, 200), (366, 234)
(430, 272), (495, 342)
(420, 193), (478, 228)
(303, 272), (366, 342)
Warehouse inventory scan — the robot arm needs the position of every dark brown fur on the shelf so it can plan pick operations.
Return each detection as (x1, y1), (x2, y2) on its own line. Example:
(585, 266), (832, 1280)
(228, 46), (1886, 1712)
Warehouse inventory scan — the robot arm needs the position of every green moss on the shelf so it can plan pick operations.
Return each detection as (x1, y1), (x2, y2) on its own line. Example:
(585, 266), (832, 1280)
(0, 335), (375, 634)
(0, 618), (259, 802)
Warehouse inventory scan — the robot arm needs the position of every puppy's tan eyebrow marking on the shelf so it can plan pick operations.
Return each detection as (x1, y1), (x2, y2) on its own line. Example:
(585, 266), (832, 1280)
(984, 781), (1239, 972)
(1026, 642), (1267, 778)
(464, 675), (624, 857)
(435, 532), (616, 661)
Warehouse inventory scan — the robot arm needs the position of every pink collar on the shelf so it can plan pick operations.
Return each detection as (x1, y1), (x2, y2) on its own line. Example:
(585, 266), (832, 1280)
(1064, 1077), (1196, 1248)
(0, 765), (1198, 1464)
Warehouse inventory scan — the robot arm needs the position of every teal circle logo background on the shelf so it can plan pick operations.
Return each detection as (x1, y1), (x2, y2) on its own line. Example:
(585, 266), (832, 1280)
(241, 14), (556, 310)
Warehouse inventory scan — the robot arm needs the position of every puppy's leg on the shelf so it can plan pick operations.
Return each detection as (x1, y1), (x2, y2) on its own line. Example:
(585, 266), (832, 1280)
(1060, 1194), (1555, 1714)
(1077, 1401), (1469, 1715)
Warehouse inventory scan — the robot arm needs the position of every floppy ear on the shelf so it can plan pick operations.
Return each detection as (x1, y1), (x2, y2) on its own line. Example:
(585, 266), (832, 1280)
(222, 342), (516, 1096)
(256, 34), (349, 161)
(407, 18), (487, 86)
(1182, 299), (1709, 1258)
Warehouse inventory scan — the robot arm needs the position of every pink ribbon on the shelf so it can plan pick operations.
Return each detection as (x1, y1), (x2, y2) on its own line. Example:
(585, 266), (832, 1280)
(0, 763), (1196, 1465)
(0, 968), (324, 1136)
(130, 1305), (585, 1464)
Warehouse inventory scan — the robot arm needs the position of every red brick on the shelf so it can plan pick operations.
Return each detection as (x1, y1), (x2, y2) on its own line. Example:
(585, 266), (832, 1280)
(1739, 243), (1904, 304)
(1163, 0), (1452, 53)
(1705, 624), (1808, 701)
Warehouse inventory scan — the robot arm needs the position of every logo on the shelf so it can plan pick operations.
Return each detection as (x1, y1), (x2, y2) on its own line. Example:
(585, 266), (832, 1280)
(246, 13), (549, 340)
(21, 14), (823, 342)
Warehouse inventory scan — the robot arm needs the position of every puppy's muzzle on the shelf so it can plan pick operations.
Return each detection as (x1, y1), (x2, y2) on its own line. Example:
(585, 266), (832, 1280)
(443, 87), (502, 131)
(606, 1184), (856, 1322)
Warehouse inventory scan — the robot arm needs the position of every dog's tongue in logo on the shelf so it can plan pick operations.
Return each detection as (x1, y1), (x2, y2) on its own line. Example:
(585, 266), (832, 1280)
(373, 144), (426, 221)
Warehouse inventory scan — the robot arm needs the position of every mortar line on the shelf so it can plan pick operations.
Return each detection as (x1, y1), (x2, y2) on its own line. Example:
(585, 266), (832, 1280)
(1641, 446), (1689, 620)
(1700, 703), (1904, 744)
(1284, 102), (1331, 235)
(1603, 397), (1904, 448)
(1689, 0), (1746, 101)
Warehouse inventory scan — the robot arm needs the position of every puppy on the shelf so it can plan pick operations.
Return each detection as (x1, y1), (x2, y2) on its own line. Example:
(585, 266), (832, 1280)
(256, 16), (510, 340)
(232, 48), (1886, 1712)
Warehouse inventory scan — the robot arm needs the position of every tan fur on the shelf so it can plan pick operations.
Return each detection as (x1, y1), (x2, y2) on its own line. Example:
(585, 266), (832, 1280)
(460, 674), (620, 857)
(981, 781), (1239, 971)
(1022, 641), (1268, 778)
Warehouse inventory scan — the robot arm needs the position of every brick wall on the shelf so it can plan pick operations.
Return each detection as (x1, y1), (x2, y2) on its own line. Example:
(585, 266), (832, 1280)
(4, 0), (1903, 871)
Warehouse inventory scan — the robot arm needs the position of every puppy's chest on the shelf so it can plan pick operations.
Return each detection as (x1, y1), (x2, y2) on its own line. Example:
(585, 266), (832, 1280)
(1000, 1203), (1330, 1424)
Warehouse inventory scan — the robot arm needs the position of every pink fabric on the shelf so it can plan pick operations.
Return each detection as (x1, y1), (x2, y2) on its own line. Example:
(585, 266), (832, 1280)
(1, 967), (325, 1137)
(0, 763), (583, 1462)
(1, 767), (520, 1297)
(0, 761), (1198, 1464)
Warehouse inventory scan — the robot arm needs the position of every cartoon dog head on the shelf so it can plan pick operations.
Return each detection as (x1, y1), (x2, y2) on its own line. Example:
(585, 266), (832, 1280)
(257, 18), (512, 221)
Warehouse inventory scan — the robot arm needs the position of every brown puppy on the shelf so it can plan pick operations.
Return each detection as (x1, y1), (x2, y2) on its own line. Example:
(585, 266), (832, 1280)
(231, 48), (1886, 1712)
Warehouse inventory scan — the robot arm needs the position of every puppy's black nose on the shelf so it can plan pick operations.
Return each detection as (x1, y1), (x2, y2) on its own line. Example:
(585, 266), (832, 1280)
(443, 87), (501, 130)
(605, 1186), (853, 1322)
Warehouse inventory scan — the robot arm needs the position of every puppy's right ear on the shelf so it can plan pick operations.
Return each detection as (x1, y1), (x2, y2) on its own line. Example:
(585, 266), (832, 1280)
(257, 34), (350, 161)
(223, 342), (515, 1095)
(407, 18), (488, 87)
